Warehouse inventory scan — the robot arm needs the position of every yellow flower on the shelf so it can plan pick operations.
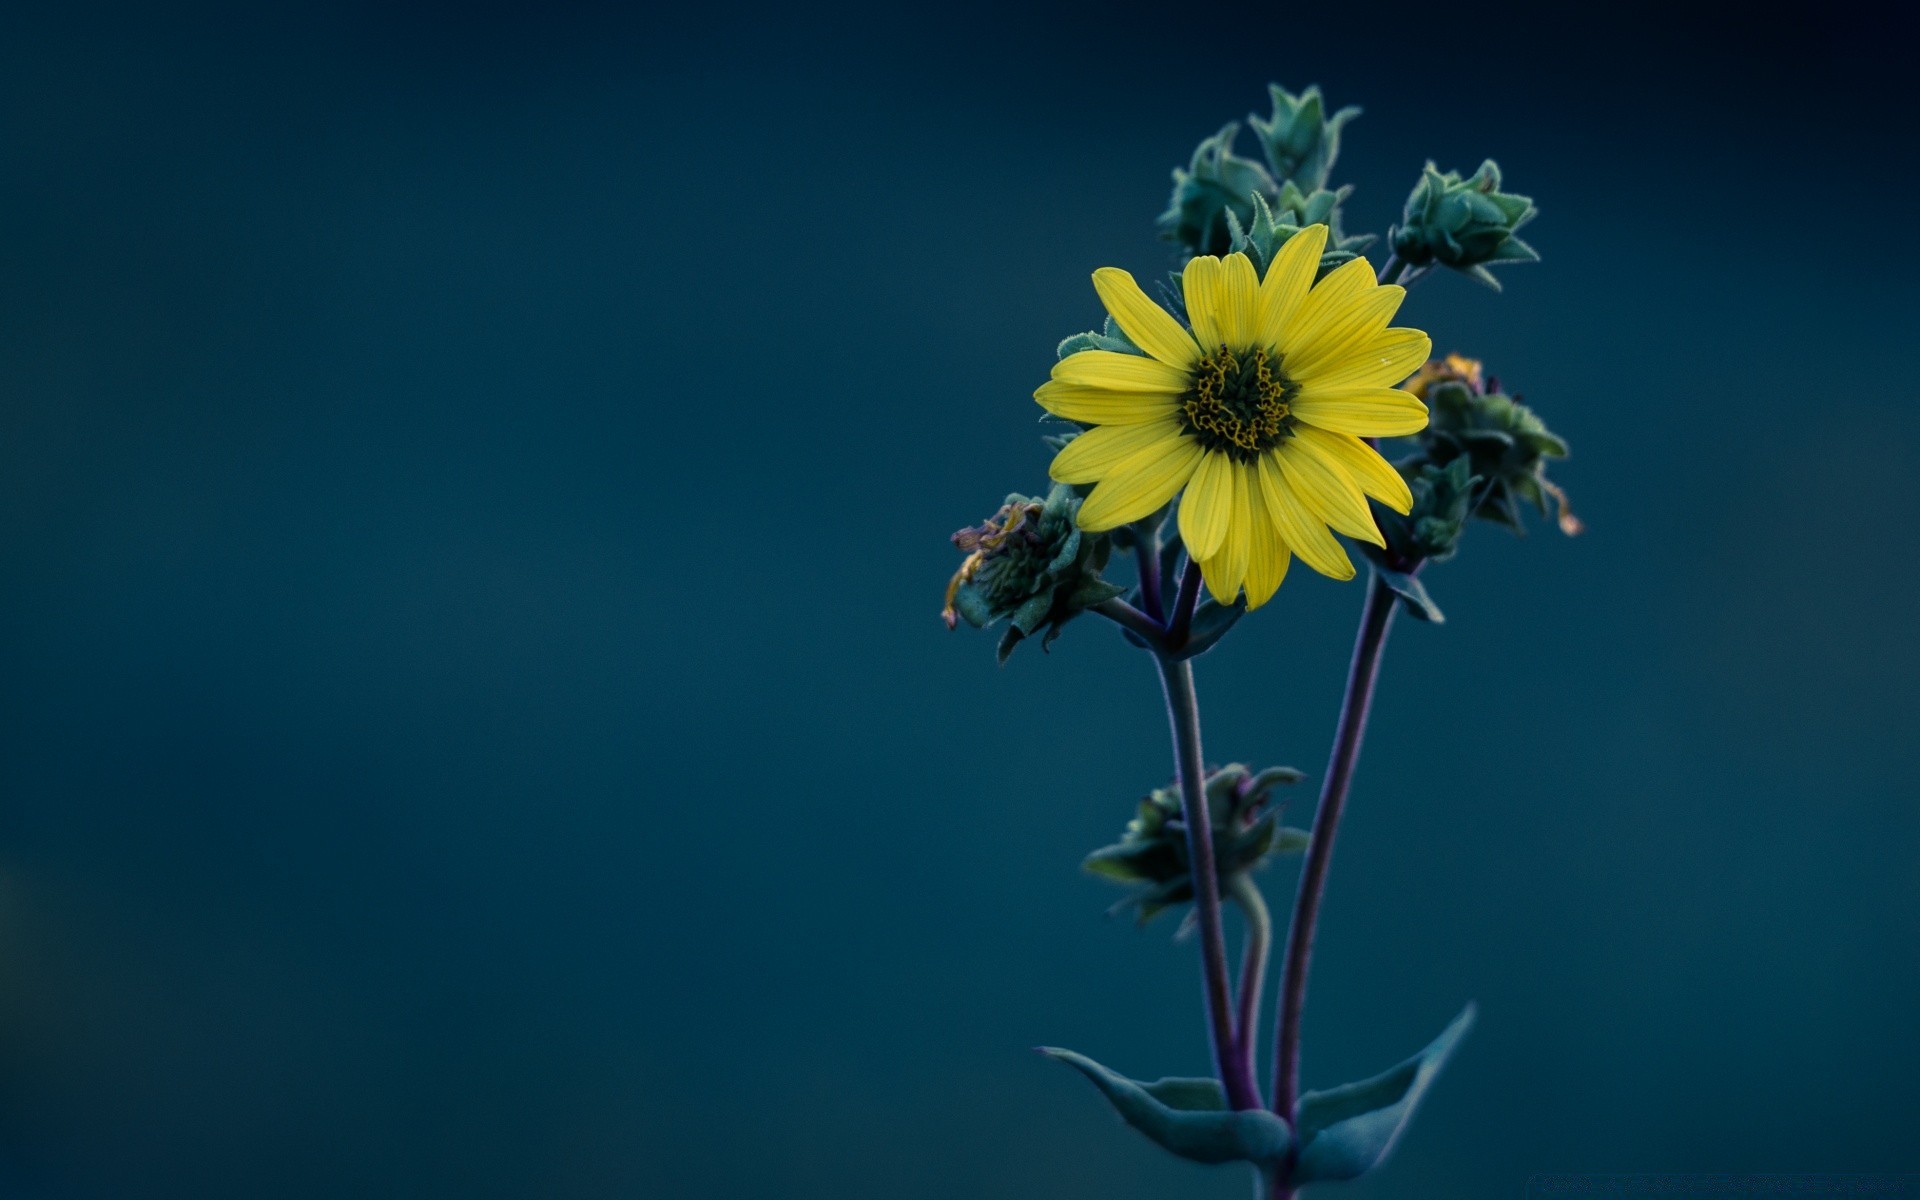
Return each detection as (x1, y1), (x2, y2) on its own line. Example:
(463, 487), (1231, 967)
(1037, 225), (1431, 609)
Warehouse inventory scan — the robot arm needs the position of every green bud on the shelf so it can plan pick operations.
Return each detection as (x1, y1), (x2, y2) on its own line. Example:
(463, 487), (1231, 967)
(1083, 763), (1309, 925)
(1229, 190), (1375, 283)
(1157, 122), (1279, 258)
(1389, 160), (1538, 289)
(1366, 456), (1480, 568)
(1248, 84), (1360, 194)
(943, 484), (1127, 663)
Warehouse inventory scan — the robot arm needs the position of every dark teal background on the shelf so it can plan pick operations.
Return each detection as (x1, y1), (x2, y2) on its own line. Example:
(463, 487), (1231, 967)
(1, 3), (1914, 1197)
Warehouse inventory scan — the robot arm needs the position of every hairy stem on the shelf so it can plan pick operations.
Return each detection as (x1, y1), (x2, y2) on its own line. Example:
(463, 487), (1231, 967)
(1271, 571), (1401, 1124)
(1132, 518), (1166, 622)
(1167, 558), (1204, 648)
(1228, 872), (1271, 1090)
(1089, 596), (1165, 647)
(1156, 655), (1262, 1111)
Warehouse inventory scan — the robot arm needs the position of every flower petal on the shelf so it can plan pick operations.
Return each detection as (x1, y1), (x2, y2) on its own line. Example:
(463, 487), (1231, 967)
(1201, 466), (1253, 604)
(1216, 253), (1259, 350)
(1284, 285), (1405, 381)
(1243, 478), (1290, 610)
(1178, 450), (1237, 561)
(1183, 255), (1225, 352)
(1052, 350), (1192, 393)
(1292, 425), (1413, 514)
(1034, 382), (1181, 426)
(1290, 388), (1430, 438)
(1254, 224), (1328, 351)
(1257, 452), (1355, 581)
(1047, 418), (1186, 485)
(1093, 267), (1201, 369)
(1278, 438), (1384, 547)
(1295, 328), (1432, 391)
(1275, 256), (1374, 358)
(1076, 436), (1206, 532)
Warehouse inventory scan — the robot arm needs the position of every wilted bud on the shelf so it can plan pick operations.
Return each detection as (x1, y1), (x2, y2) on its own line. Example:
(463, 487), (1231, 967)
(1157, 122), (1280, 258)
(1248, 84), (1359, 194)
(1414, 364), (1579, 536)
(943, 483), (1127, 663)
(1390, 160), (1538, 289)
(1083, 764), (1309, 925)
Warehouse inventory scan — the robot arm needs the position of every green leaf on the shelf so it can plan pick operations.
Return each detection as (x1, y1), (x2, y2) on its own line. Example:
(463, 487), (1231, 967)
(1374, 567), (1444, 623)
(1292, 1004), (1475, 1183)
(1272, 826), (1311, 854)
(1040, 1048), (1293, 1166)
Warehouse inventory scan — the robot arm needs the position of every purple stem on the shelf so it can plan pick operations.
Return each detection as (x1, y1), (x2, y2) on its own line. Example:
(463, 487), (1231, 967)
(1227, 873), (1271, 1091)
(1135, 521), (1166, 622)
(1166, 558), (1203, 648)
(1156, 654), (1262, 1111)
(1270, 570), (1403, 1137)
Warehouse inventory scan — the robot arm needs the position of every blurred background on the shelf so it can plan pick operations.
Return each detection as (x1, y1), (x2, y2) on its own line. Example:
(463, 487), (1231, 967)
(1, 2), (1914, 1196)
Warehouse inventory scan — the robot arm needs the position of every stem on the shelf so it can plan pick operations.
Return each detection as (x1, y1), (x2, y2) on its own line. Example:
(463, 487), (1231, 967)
(1156, 654), (1262, 1111)
(1375, 252), (1406, 286)
(1271, 571), (1401, 1124)
(1132, 518), (1166, 622)
(1089, 596), (1165, 647)
(1228, 873), (1271, 1089)
(1166, 558), (1203, 648)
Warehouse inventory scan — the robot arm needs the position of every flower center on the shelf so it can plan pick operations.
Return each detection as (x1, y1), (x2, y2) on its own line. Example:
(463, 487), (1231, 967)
(1180, 345), (1298, 460)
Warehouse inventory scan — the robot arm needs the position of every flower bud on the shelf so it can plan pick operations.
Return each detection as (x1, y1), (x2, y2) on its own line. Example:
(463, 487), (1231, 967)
(1157, 122), (1280, 258)
(1248, 84), (1360, 194)
(1390, 160), (1538, 289)
(943, 484), (1127, 663)
(1083, 764), (1309, 925)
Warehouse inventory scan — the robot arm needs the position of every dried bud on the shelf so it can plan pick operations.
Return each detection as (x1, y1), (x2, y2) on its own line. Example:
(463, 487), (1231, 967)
(943, 484), (1126, 663)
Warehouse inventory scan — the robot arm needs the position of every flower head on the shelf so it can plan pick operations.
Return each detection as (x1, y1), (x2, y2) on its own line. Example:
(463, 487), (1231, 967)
(1037, 226), (1431, 608)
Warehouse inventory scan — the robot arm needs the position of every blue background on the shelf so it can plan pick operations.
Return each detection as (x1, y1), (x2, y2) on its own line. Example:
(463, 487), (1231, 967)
(1, 3), (1914, 1197)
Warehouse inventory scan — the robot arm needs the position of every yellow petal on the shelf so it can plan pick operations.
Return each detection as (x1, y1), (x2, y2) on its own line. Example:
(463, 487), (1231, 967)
(1292, 425), (1413, 514)
(1290, 388), (1430, 438)
(1092, 267), (1201, 369)
(1254, 224), (1328, 351)
(1034, 382), (1181, 425)
(1297, 328), (1433, 392)
(1277, 439), (1384, 547)
(1051, 350), (1191, 393)
(1257, 453), (1355, 581)
(1183, 255), (1225, 352)
(1201, 466), (1253, 604)
(1242, 478), (1290, 609)
(1177, 450), (1237, 561)
(1076, 436), (1206, 532)
(1284, 285), (1405, 381)
(1047, 418), (1185, 484)
(1216, 253), (1259, 349)
(1275, 256), (1374, 358)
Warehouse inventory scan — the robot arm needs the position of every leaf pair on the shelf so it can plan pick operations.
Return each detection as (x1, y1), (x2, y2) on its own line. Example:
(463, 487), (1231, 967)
(1044, 1004), (1474, 1185)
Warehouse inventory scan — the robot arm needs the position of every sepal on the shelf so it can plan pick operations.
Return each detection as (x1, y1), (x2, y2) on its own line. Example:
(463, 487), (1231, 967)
(1040, 1048), (1292, 1166)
